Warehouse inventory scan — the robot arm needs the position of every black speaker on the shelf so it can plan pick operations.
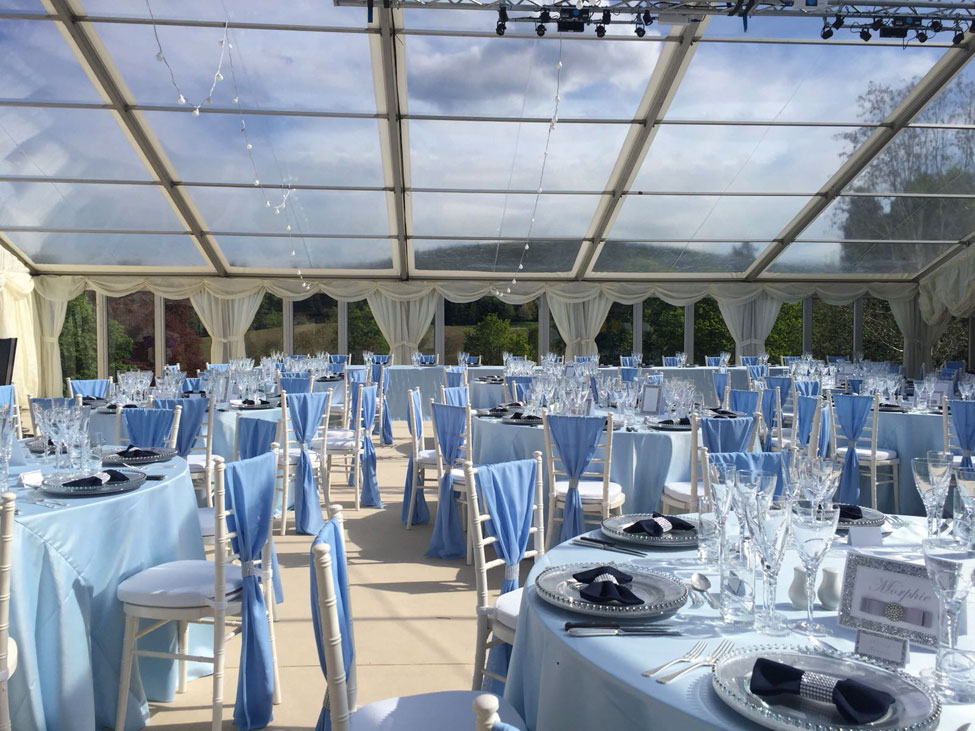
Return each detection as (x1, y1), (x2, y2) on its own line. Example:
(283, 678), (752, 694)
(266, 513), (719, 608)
(0, 339), (16, 386)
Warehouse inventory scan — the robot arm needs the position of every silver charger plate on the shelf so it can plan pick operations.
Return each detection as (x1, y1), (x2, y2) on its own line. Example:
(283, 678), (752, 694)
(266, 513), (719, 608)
(835, 503), (886, 530)
(101, 446), (178, 466)
(40, 468), (148, 498)
(650, 422), (693, 432)
(711, 644), (940, 731)
(25, 437), (52, 454)
(534, 561), (687, 619)
(601, 513), (699, 547)
(501, 415), (543, 427)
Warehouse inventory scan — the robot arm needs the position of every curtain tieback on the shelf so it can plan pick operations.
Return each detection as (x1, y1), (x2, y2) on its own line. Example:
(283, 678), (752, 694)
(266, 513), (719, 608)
(965, 449), (972, 457)
(566, 337), (589, 346)
(848, 438), (856, 449)
(212, 336), (234, 344)
(504, 564), (520, 582)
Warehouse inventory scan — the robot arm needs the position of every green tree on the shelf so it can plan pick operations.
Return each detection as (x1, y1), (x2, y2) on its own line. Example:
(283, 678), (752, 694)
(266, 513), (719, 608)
(108, 319), (135, 375)
(596, 302), (633, 365)
(464, 313), (531, 364)
(862, 297), (902, 363)
(642, 299), (684, 365)
(59, 293), (98, 383)
(765, 302), (802, 363)
(694, 298), (735, 364)
(811, 298), (852, 361)
(347, 300), (389, 353)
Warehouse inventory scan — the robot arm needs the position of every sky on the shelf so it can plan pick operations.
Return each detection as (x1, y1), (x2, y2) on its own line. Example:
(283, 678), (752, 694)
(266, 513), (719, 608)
(0, 1), (971, 276)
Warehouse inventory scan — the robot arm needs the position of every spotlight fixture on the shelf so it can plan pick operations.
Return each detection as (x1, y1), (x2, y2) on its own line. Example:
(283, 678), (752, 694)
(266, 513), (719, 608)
(536, 22), (546, 35)
(917, 29), (928, 42)
(860, 28), (871, 41)
(498, 7), (508, 22)
(642, 10), (652, 24)
(930, 20), (943, 32)
(496, 20), (506, 35)
(871, 17), (883, 30)
(831, 15), (844, 29)
(602, 9), (611, 24)
(635, 24), (646, 37)
(954, 29), (966, 44)
(595, 23), (606, 37)
(820, 24), (833, 39)
(539, 9), (551, 22)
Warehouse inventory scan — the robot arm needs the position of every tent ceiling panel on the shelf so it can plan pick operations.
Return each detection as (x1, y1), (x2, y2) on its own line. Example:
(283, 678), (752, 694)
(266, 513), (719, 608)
(917, 57), (975, 124)
(0, 107), (154, 180)
(607, 194), (810, 241)
(217, 235), (395, 271)
(81, 0), (369, 28)
(93, 23), (378, 113)
(188, 187), (390, 236)
(404, 35), (662, 120)
(142, 111), (385, 187)
(666, 43), (943, 123)
(767, 241), (957, 276)
(630, 124), (867, 194)
(0, 181), (185, 230)
(594, 240), (760, 274)
(9, 230), (207, 267)
(408, 120), (629, 192)
(800, 195), (975, 242)
(412, 238), (580, 273)
(0, 18), (102, 102)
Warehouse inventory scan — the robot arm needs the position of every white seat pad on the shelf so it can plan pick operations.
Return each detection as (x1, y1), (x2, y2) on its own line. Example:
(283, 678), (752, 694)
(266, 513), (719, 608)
(494, 587), (522, 631)
(351, 690), (526, 730)
(117, 559), (242, 608)
(326, 429), (355, 439)
(554, 479), (622, 502)
(661, 480), (704, 504)
(287, 450), (319, 465)
(326, 437), (359, 451)
(450, 466), (477, 483)
(197, 507), (215, 537)
(186, 453), (208, 473)
(835, 446), (898, 461)
(416, 448), (438, 466)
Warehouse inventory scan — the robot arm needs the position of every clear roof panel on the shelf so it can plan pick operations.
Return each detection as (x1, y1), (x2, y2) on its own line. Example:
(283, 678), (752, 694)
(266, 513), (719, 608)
(847, 127), (975, 194)
(631, 124), (864, 193)
(0, 181), (184, 229)
(82, 0), (369, 28)
(0, 19), (102, 102)
(8, 231), (206, 266)
(667, 42), (943, 123)
(405, 35), (661, 119)
(0, 1), (42, 10)
(143, 111), (385, 186)
(801, 195), (975, 241)
(188, 187), (390, 236)
(0, 107), (151, 180)
(94, 23), (377, 113)
(768, 241), (955, 275)
(408, 120), (629, 192)
(918, 57), (975, 124)
(413, 239), (580, 272)
(594, 240), (759, 273)
(608, 194), (809, 240)
(409, 192), (602, 238)
(218, 235), (394, 270)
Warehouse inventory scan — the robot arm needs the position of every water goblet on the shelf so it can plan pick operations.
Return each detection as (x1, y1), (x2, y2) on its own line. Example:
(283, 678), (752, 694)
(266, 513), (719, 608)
(790, 502), (840, 637)
(747, 499), (792, 637)
(913, 457), (951, 538)
(695, 494), (719, 570)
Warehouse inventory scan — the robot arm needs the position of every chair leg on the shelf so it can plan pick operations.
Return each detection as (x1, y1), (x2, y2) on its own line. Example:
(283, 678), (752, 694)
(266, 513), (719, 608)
(263, 572), (283, 705)
(406, 470), (419, 530)
(115, 614), (139, 731)
(278, 471), (289, 537)
(177, 620), (188, 693)
(471, 614), (490, 691)
(892, 463), (900, 515)
(870, 464), (878, 510)
(545, 496), (556, 550)
(354, 455), (362, 511)
(211, 609), (226, 731)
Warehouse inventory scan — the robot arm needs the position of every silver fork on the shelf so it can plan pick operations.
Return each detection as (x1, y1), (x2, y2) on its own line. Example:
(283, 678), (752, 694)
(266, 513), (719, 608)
(642, 640), (706, 677)
(656, 640), (734, 684)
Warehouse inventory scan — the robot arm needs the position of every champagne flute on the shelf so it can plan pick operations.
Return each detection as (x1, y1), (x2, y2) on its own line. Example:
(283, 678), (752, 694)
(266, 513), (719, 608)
(913, 457), (951, 538)
(747, 498), (792, 636)
(791, 503), (840, 637)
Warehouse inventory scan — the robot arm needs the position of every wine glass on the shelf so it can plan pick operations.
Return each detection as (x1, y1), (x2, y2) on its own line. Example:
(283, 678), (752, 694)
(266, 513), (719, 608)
(790, 503), (840, 637)
(913, 457), (951, 538)
(695, 494), (719, 569)
(921, 537), (975, 703)
(746, 498), (792, 636)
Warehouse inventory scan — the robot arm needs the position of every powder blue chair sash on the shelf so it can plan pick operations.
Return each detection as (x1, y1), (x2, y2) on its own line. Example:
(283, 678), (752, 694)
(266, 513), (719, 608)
(223, 452), (277, 730)
(443, 386), (469, 407)
(620, 367), (638, 382)
(708, 451), (791, 497)
(847, 378), (863, 394)
(950, 399), (975, 469)
(418, 354), (437, 365)
(712, 370), (729, 405)
(358, 385), (382, 508)
(700, 416), (755, 453)
(153, 398), (207, 457)
(547, 414), (605, 543)
(505, 376), (533, 403)
(663, 356), (679, 367)
(288, 391), (330, 535)
(645, 373), (663, 385)
(310, 518), (354, 731)
(741, 356), (759, 366)
(370, 364), (393, 445)
(620, 356), (637, 367)
(748, 364), (768, 380)
(445, 367), (466, 388)
(123, 407), (174, 448)
(238, 417), (279, 459)
(760, 388), (777, 452)
(794, 379), (821, 397)
(329, 355), (349, 364)
(346, 368), (365, 386)
(328, 362), (347, 375)
(833, 393), (873, 504)
(575, 355), (598, 363)
(794, 396), (831, 458)
(466, 355), (482, 366)
(182, 377), (202, 392)
(728, 389), (759, 415)
(280, 375), (311, 394)
(70, 378), (110, 398)
(426, 403), (468, 559)
(402, 389), (431, 526)
(765, 376), (792, 402)
(372, 354), (391, 364)
(705, 356), (721, 367)
(827, 356), (846, 363)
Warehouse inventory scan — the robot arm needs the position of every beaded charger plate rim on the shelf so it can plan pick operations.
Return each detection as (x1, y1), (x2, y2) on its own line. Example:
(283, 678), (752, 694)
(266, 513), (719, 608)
(500, 415), (543, 427)
(39, 468), (148, 497)
(833, 503), (886, 531)
(534, 561), (687, 619)
(601, 513), (699, 547)
(101, 445), (178, 466)
(649, 422), (693, 432)
(711, 644), (940, 731)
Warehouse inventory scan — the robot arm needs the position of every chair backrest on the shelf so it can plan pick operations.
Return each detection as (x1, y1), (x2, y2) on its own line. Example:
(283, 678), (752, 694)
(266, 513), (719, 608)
(440, 385), (469, 407)
(330, 354), (350, 365)
(704, 449), (792, 497)
(279, 372), (313, 395)
(466, 355), (482, 366)
(828, 391), (878, 456)
(944, 397), (975, 467)
(759, 386), (783, 451)
(727, 388), (759, 417)
(663, 356), (679, 367)
(466, 453), (545, 610)
(712, 370), (731, 409)
(543, 412), (613, 507)
(619, 367), (638, 383)
(746, 364), (768, 385)
(765, 376), (795, 414)
(705, 356), (721, 367)
(0, 386), (22, 440)
(236, 414), (280, 460)
(406, 388), (424, 457)
(741, 356), (759, 366)
(153, 397), (208, 457)
(418, 353), (438, 365)
(430, 400), (472, 477)
(372, 354), (391, 365)
(444, 366), (468, 388)
(66, 377), (111, 399)
(794, 379), (821, 398)
(0, 492), (13, 730)
(123, 406), (182, 449)
(699, 415), (758, 454)
(782, 355), (801, 365)
(504, 376), (533, 403)
(795, 394), (828, 458)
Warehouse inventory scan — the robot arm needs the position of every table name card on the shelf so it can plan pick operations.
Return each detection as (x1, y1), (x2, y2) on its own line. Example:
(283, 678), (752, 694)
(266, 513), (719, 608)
(839, 553), (939, 649)
(19, 470), (42, 488)
(855, 629), (910, 667)
(639, 384), (662, 415)
(847, 524), (884, 547)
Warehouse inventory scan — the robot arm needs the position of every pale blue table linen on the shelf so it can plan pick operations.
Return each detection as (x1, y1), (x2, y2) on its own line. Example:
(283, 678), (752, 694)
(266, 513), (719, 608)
(470, 381), (505, 410)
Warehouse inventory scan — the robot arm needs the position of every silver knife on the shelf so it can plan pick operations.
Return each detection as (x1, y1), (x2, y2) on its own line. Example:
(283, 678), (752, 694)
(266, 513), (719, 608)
(571, 538), (645, 557)
(567, 627), (680, 637)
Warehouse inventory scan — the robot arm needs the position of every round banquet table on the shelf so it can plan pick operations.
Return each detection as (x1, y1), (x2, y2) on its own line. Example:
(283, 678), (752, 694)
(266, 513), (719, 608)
(471, 416), (692, 513)
(505, 517), (975, 730)
(470, 380), (506, 410)
(874, 410), (945, 517)
(7, 457), (210, 731)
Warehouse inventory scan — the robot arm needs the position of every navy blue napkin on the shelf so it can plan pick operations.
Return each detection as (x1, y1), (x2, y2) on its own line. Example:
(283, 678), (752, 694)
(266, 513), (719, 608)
(64, 469), (129, 488)
(572, 566), (644, 606)
(623, 513), (696, 538)
(836, 504), (864, 521)
(659, 417), (691, 426)
(118, 445), (158, 459)
(242, 399), (270, 406)
(750, 658), (895, 724)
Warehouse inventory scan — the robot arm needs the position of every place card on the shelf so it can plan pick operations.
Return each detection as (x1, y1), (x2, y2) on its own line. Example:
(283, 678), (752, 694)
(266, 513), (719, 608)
(847, 524), (884, 547)
(839, 553), (939, 648)
(639, 384), (662, 414)
(19, 470), (42, 488)
(855, 629), (909, 667)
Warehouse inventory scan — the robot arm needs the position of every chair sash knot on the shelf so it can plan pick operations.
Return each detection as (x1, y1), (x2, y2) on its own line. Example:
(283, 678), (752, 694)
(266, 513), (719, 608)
(504, 564), (520, 582)
(240, 559), (269, 581)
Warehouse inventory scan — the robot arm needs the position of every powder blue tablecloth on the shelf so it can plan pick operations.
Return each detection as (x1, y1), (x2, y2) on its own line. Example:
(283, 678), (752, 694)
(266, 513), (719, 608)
(472, 417), (691, 513)
(368, 366), (503, 421)
(872, 410), (944, 516)
(505, 517), (975, 730)
(470, 381), (505, 410)
(8, 458), (208, 731)
(652, 366), (787, 407)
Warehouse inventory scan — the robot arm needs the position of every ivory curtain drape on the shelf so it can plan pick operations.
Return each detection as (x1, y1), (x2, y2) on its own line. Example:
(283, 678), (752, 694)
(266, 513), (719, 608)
(366, 291), (440, 364)
(889, 294), (953, 378)
(189, 288), (266, 363)
(717, 293), (783, 364)
(0, 264), (40, 404)
(546, 292), (614, 359)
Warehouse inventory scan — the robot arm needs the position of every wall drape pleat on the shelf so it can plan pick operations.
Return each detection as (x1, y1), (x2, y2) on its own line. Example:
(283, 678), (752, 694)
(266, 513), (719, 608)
(547, 292), (614, 359)
(189, 288), (266, 363)
(366, 291), (439, 364)
(717, 293), (783, 364)
(889, 294), (952, 378)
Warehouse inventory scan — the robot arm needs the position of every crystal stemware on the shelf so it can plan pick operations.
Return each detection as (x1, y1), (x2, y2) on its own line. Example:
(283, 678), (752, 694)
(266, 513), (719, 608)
(790, 502), (840, 637)
(913, 457), (951, 538)
(746, 499), (792, 636)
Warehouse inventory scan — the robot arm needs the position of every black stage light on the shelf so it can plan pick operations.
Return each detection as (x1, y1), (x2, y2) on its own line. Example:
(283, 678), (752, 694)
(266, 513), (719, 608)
(496, 20), (506, 35)
(536, 23), (546, 35)
(860, 28), (871, 41)
(539, 9), (551, 23)
(821, 24), (833, 39)
(635, 24), (646, 36)
(602, 9), (611, 24)
(498, 7), (508, 22)
(832, 15), (844, 29)
(931, 20), (943, 32)
(643, 10), (652, 24)
(871, 17), (883, 30)
(954, 30), (966, 44)
(917, 30), (928, 42)
(595, 23), (606, 37)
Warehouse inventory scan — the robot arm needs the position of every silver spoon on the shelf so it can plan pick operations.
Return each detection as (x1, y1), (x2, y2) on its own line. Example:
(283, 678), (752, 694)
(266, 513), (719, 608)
(689, 572), (720, 609)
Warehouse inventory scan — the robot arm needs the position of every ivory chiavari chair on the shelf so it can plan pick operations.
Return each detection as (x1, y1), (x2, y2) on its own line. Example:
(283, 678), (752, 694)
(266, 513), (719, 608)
(430, 397), (475, 561)
(829, 391), (899, 512)
(0, 387), (22, 441)
(325, 384), (367, 511)
(943, 395), (975, 467)
(404, 388), (437, 529)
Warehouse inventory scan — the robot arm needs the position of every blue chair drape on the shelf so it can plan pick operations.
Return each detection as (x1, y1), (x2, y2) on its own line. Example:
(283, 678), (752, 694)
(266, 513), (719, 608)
(765, 376), (792, 402)
(700, 416), (755, 453)
(443, 386), (469, 407)
(465, 355), (482, 366)
(747, 364), (768, 380)
(418, 354), (437, 365)
(574, 355), (598, 363)
(795, 379), (821, 397)
(728, 389), (759, 415)
(795, 396), (831, 457)
(847, 378), (863, 394)
(238, 417), (278, 459)
(760, 388), (777, 452)
(833, 393), (873, 504)
(708, 451), (791, 497)
(329, 354), (349, 364)
(620, 367), (638, 382)
(505, 376), (533, 402)
(123, 407), (174, 448)
(426, 403), (468, 559)
(712, 370), (729, 405)
(154, 398), (207, 457)
(69, 378), (110, 398)
(328, 361), (347, 375)
(288, 392), (330, 535)
(663, 356), (679, 367)
(310, 518), (354, 731)
(347, 368), (365, 386)
(358, 385), (382, 508)
(224, 452), (277, 730)
(645, 373), (663, 385)
(705, 356), (721, 367)
(370, 364), (393, 445)
(783, 355), (801, 365)
(950, 400), (975, 469)
(182, 377), (202, 392)
(620, 356), (637, 367)
(547, 414), (604, 543)
(372, 354), (391, 365)
(827, 355), (847, 363)
(445, 366), (466, 388)
(207, 363), (229, 371)
(280, 375), (311, 394)
(402, 389), (430, 526)
(741, 356), (759, 366)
